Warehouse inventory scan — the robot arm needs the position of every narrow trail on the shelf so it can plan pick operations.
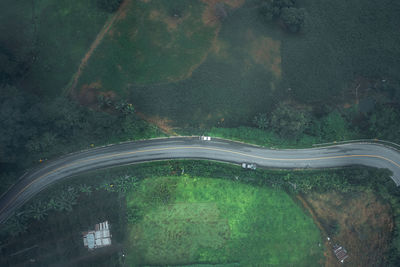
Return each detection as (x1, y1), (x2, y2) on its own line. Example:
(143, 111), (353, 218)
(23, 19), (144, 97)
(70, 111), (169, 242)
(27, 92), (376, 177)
(64, 0), (131, 96)
(297, 195), (336, 266)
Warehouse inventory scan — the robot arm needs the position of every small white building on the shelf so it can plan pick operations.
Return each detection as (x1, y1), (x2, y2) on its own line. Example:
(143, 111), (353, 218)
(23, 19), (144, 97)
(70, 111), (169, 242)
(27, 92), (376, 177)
(83, 221), (112, 250)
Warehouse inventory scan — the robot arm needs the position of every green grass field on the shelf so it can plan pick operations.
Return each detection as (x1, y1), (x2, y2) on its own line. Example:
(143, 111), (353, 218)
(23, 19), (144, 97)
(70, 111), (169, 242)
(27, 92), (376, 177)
(126, 176), (323, 266)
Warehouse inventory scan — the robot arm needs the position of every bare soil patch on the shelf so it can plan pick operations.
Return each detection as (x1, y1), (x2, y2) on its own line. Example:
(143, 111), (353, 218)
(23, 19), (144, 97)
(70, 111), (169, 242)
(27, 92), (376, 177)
(136, 112), (177, 136)
(149, 9), (187, 32)
(247, 30), (282, 78)
(304, 192), (393, 266)
(78, 81), (103, 106)
(201, 0), (245, 26)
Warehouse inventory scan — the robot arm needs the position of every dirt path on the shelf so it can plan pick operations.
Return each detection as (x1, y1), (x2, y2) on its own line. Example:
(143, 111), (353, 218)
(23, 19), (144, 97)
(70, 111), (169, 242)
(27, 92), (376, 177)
(64, 0), (131, 96)
(296, 195), (336, 266)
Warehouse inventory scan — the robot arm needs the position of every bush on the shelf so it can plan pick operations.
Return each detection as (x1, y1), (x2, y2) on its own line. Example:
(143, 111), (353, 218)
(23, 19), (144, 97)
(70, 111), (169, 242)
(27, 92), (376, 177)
(280, 7), (306, 32)
(98, 0), (123, 13)
(269, 103), (310, 138)
(253, 113), (269, 129)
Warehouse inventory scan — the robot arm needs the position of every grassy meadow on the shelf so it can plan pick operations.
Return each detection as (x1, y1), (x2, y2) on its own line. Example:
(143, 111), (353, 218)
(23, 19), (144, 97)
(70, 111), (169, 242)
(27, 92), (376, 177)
(74, 0), (400, 127)
(0, 0), (110, 96)
(126, 176), (323, 266)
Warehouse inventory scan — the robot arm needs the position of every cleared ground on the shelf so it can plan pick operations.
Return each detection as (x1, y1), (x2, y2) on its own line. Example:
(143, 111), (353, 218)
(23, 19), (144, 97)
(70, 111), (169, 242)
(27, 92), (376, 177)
(305, 192), (393, 266)
(126, 176), (323, 266)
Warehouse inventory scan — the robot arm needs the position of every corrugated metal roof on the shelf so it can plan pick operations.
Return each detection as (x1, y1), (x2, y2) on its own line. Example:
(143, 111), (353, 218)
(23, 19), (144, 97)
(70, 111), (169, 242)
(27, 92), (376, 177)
(87, 233), (95, 249)
(83, 221), (112, 250)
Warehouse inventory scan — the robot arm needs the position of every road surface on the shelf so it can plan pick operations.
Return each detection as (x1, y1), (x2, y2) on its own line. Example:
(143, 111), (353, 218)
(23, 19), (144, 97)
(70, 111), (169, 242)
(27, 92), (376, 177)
(1, 137), (400, 223)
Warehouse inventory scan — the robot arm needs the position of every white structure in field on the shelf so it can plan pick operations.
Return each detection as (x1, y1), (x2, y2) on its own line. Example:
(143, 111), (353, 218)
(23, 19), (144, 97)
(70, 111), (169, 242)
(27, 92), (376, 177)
(82, 221), (112, 250)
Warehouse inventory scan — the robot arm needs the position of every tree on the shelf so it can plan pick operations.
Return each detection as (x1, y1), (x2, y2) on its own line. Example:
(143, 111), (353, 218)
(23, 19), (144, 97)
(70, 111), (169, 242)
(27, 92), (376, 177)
(280, 7), (306, 32)
(320, 111), (351, 141)
(28, 200), (48, 221)
(54, 187), (78, 212)
(253, 113), (269, 129)
(269, 103), (310, 138)
(115, 99), (135, 115)
(79, 184), (92, 195)
(26, 132), (58, 154)
(258, 1), (274, 21)
(97, 94), (113, 109)
(0, 52), (18, 85)
(47, 198), (58, 210)
(0, 86), (40, 163)
(368, 105), (400, 143)
(272, 0), (296, 16)
(2, 214), (28, 236)
(98, 0), (123, 13)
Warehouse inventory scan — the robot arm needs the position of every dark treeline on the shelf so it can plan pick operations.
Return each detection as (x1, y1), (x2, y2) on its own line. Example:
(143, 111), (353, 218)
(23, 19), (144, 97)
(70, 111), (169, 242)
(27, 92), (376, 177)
(0, 85), (161, 194)
(251, 96), (400, 145)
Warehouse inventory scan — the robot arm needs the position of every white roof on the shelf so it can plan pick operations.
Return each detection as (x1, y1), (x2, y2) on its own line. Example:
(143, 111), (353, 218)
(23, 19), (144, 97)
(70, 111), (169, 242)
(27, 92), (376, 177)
(86, 233), (95, 249)
(95, 231), (101, 239)
(83, 221), (111, 249)
(103, 229), (110, 238)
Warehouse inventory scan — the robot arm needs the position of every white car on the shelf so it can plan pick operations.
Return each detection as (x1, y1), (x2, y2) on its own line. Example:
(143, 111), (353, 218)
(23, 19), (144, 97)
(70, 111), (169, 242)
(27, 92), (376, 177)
(242, 163), (257, 170)
(200, 136), (211, 141)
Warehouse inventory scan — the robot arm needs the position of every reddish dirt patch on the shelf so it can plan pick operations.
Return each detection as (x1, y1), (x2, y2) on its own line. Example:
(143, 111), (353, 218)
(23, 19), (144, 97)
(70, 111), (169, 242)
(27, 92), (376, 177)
(303, 192), (393, 266)
(78, 81), (117, 109)
(78, 81), (103, 106)
(136, 112), (177, 136)
(117, 0), (131, 20)
(247, 30), (282, 78)
(149, 9), (188, 32)
(201, 0), (245, 26)
(211, 38), (230, 59)
(297, 195), (332, 266)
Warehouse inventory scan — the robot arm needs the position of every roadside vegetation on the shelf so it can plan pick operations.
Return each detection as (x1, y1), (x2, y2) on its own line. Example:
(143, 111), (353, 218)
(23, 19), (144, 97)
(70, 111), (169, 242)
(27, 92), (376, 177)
(1, 160), (399, 266)
(0, 86), (164, 195)
(195, 102), (398, 148)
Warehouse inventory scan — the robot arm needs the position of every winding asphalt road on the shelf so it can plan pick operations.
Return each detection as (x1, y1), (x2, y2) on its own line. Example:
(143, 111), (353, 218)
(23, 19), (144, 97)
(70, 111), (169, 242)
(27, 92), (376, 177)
(1, 136), (400, 223)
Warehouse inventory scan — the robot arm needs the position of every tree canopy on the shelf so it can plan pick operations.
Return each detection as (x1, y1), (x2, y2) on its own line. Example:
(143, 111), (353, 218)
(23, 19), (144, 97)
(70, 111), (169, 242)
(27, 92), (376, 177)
(280, 7), (306, 32)
(97, 0), (123, 13)
(269, 103), (310, 138)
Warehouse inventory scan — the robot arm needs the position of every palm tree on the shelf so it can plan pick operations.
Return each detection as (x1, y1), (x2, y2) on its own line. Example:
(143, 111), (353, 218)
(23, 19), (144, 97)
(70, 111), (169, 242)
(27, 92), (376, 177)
(47, 198), (58, 210)
(28, 200), (48, 221)
(3, 213), (28, 236)
(79, 184), (92, 195)
(55, 188), (78, 212)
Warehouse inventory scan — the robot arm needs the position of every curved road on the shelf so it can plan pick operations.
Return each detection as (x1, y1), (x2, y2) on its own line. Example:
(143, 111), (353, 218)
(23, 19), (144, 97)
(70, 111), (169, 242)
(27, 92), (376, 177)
(1, 137), (400, 223)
